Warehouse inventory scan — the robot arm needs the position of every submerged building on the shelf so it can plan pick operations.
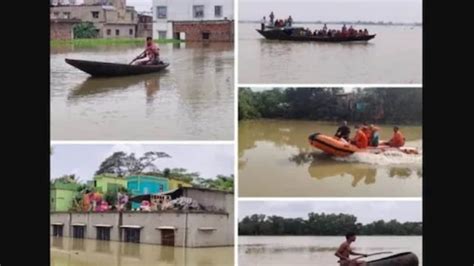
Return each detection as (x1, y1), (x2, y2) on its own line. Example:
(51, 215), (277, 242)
(50, 187), (234, 247)
(152, 0), (234, 41)
(50, 0), (138, 38)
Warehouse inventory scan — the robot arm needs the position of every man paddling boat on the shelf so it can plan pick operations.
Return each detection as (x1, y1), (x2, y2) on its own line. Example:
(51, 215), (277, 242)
(132, 37), (160, 65)
(335, 232), (368, 266)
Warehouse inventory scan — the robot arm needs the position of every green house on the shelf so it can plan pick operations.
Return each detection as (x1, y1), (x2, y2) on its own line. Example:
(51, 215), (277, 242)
(50, 182), (80, 212)
(91, 174), (127, 194)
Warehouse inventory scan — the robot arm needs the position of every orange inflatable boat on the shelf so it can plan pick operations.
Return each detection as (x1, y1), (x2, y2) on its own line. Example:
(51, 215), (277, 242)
(308, 133), (418, 157)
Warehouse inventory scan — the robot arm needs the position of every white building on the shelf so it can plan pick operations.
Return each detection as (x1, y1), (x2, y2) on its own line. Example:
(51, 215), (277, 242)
(152, 0), (234, 40)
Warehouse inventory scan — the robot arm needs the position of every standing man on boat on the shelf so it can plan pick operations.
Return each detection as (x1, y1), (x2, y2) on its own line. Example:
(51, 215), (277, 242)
(269, 11), (275, 26)
(133, 37), (160, 65)
(335, 232), (368, 266)
(288, 15), (293, 27)
(335, 121), (351, 142)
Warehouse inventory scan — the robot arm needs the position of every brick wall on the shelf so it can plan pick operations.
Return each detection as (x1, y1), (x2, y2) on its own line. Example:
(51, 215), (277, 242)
(173, 20), (233, 42)
(50, 21), (76, 40)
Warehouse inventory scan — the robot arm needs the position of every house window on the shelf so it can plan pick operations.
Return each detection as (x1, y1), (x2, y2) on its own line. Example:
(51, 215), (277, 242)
(193, 5), (204, 18)
(215, 6), (222, 17)
(107, 29), (111, 35)
(157, 6), (167, 19)
(92, 11), (99, 19)
(129, 29), (133, 35)
(159, 184), (164, 192)
(115, 29), (120, 36)
(52, 225), (63, 237)
(53, 11), (59, 18)
(158, 31), (167, 39)
(63, 12), (71, 19)
(123, 228), (141, 243)
(202, 32), (210, 40)
(73, 226), (85, 239)
(96, 227), (111, 241)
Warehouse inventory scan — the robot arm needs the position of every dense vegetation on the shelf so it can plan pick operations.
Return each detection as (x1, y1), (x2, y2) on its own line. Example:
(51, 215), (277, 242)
(239, 87), (422, 124)
(73, 22), (99, 39)
(239, 213), (422, 236)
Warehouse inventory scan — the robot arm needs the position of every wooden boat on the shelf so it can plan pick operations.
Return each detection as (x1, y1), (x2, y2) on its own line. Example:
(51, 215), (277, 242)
(65, 58), (169, 77)
(308, 133), (418, 157)
(366, 252), (419, 266)
(256, 27), (375, 42)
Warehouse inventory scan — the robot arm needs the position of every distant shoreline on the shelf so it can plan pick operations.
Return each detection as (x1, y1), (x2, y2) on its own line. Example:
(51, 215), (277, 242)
(240, 20), (422, 26)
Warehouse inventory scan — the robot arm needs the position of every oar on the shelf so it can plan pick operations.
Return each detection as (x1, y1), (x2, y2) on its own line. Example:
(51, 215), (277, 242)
(129, 50), (146, 65)
(353, 251), (393, 261)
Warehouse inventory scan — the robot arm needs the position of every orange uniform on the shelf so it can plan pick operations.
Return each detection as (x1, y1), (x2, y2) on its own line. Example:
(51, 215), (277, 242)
(353, 129), (368, 149)
(390, 131), (405, 147)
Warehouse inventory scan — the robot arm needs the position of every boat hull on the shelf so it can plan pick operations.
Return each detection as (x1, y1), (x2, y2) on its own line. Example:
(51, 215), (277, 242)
(366, 252), (419, 266)
(308, 133), (418, 157)
(65, 59), (169, 77)
(256, 29), (376, 42)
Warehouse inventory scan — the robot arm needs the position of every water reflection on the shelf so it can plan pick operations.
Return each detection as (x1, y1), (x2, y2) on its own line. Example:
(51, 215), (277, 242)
(68, 74), (162, 100)
(51, 237), (233, 266)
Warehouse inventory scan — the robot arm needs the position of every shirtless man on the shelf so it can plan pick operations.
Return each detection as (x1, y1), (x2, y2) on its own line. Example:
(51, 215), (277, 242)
(335, 232), (368, 266)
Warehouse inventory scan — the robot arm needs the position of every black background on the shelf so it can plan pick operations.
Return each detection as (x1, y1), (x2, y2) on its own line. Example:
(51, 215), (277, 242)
(1, 0), (473, 265)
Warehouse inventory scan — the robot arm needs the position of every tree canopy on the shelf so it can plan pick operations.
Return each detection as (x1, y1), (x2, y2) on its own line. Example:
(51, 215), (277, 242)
(239, 87), (422, 124)
(95, 151), (171, 177)
(239, 213), (422, 236)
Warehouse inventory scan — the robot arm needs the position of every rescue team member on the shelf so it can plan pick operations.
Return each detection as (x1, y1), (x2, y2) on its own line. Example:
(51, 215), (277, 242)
(352, 125), (368, 149)
(335, 121), (351, 141)
(387, 126), (405, 147)
(335, 232), (368, 266)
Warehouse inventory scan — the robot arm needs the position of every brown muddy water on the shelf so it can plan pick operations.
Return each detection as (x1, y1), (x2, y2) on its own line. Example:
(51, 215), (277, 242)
(51, 42), (234, 140)
(239, 23), (422, 84)
(239, 120), (422, 197)
(50, 237), (233, 266)
(239, 236), (422, 266)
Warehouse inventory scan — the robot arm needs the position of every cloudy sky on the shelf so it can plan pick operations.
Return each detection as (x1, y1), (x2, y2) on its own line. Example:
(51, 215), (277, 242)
(239, 200), (422, 224)
(240, 0), (422, 23)
(51, 144), (234, 182)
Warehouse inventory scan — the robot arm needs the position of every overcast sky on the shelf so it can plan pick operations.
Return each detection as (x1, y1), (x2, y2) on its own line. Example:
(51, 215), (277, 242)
(240, 0), (422, 23)
(51, 144), (234, 182)
(239, 201), (422, 224)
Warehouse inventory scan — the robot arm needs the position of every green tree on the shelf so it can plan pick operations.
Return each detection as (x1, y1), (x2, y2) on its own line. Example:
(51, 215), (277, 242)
(73, 22), (98, 39)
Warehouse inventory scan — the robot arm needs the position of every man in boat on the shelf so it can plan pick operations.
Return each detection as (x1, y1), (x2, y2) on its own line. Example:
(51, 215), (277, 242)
(342, 24), (348, 36)
(386, 126), (405, 147)
(369, 124), (380, 147)
(335, 121), (351, 142)
(363, 29), (369, 36)
(352, 125), (368, 149)
(261, 16), (266, 30)
(335, 232), (368, 266)
(288, 15), (293, 27)
(269, 11), (275, 25)
(134, 37), (160, 65)
(323, 23), (328, 31)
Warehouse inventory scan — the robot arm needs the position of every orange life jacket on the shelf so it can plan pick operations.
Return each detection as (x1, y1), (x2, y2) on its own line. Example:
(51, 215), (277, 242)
(354, 129), (368, 149)
(390, 131), (405, 147)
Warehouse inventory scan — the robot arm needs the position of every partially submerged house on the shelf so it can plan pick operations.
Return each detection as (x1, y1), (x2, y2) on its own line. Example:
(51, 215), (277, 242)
(50, 182), (80, 212)
(50, 187), (234, 247)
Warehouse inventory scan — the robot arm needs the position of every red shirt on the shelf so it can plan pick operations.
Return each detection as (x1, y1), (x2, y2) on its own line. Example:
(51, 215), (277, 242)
(145, 43), (159, 60)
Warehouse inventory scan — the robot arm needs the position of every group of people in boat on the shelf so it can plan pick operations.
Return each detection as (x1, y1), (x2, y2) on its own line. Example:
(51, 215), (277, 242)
(334, 121), (405, 149)
(262, 11), (293, 27)
(261, 12), (370, 38)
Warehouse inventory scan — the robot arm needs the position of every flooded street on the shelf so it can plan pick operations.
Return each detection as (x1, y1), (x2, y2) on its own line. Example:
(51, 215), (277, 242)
(239, 120), (422, 197)
(239, 23), (422, 84)
(51, 43), (234, 140)
(51, 237), (234, 266)
(239, 236), (422, 265)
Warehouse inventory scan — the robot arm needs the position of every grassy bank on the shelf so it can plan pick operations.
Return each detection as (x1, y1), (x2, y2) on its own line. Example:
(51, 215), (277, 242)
(51, 38), (183, 47)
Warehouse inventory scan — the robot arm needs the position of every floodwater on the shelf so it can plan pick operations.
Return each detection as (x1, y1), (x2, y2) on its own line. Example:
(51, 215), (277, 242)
(238, 23), (422, 84)
(239, 236), (422, 265)
(51, 42), (234, 140)
(50, 237), (233, 266)
(239, 120), (422, 197)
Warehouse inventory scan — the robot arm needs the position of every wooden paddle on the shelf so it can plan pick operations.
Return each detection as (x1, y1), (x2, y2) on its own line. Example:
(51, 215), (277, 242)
(129, 50), (146, 65)
(353, 251), (393, 261)
(338, 252), (393, 263)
